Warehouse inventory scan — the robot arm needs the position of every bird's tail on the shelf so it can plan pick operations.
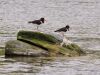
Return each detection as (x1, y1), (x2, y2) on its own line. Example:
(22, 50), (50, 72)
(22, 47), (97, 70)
(28, 21), (32, 23)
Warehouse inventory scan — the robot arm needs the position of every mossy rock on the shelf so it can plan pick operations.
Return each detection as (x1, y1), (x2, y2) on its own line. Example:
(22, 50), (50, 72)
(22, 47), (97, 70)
(17, 31), (61, 44)
(16, 31), (85, 57)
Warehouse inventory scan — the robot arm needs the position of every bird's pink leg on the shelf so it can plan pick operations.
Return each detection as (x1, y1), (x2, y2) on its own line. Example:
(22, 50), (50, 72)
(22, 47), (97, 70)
(36, 25), (39, 31)
(61, 32), (64, 37)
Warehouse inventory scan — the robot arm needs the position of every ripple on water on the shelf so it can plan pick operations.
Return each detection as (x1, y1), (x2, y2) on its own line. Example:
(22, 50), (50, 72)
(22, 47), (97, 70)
(0, 55), (99, 75)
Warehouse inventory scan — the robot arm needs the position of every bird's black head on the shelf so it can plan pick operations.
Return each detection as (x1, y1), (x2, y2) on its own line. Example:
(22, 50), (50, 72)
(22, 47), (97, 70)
(40, 17), (46, 23)
(66, 25), (70, 28)
(66, 25), (70, 31)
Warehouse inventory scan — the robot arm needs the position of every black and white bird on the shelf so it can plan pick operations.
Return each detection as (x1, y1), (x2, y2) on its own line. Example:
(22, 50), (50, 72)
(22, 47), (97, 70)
(55, 25), (71, 46)
(28, 17), (46, 30)
(55, 25), (70, 32)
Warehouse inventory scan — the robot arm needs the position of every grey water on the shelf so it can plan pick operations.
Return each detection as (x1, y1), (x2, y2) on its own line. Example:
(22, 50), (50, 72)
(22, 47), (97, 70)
(0, 0), (100, 75)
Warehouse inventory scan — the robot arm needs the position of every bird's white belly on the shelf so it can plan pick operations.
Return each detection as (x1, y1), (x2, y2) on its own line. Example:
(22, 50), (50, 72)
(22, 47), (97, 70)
(61, 36), (72, 46)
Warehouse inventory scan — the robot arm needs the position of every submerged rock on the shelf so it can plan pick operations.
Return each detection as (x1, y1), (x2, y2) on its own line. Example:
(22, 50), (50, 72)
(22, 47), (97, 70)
(5, 40), (48, 57)
(5, 31), (85, 57)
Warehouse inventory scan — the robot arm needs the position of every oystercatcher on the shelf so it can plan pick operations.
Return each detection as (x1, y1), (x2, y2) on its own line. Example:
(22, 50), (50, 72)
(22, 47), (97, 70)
(55, 25), (70, 32)
(55, 25), (70, 46)
(28, 17), (46, 30)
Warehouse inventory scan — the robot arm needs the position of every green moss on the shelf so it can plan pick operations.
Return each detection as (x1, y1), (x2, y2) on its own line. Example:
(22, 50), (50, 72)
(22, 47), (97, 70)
(17, 31), (60, 44)
(17, 31), (85, 57)
(65, 44), (85, 55)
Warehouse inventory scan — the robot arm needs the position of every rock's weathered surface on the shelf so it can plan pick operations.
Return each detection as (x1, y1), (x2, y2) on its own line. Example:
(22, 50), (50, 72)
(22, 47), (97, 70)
(5, 40), (48, 57)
